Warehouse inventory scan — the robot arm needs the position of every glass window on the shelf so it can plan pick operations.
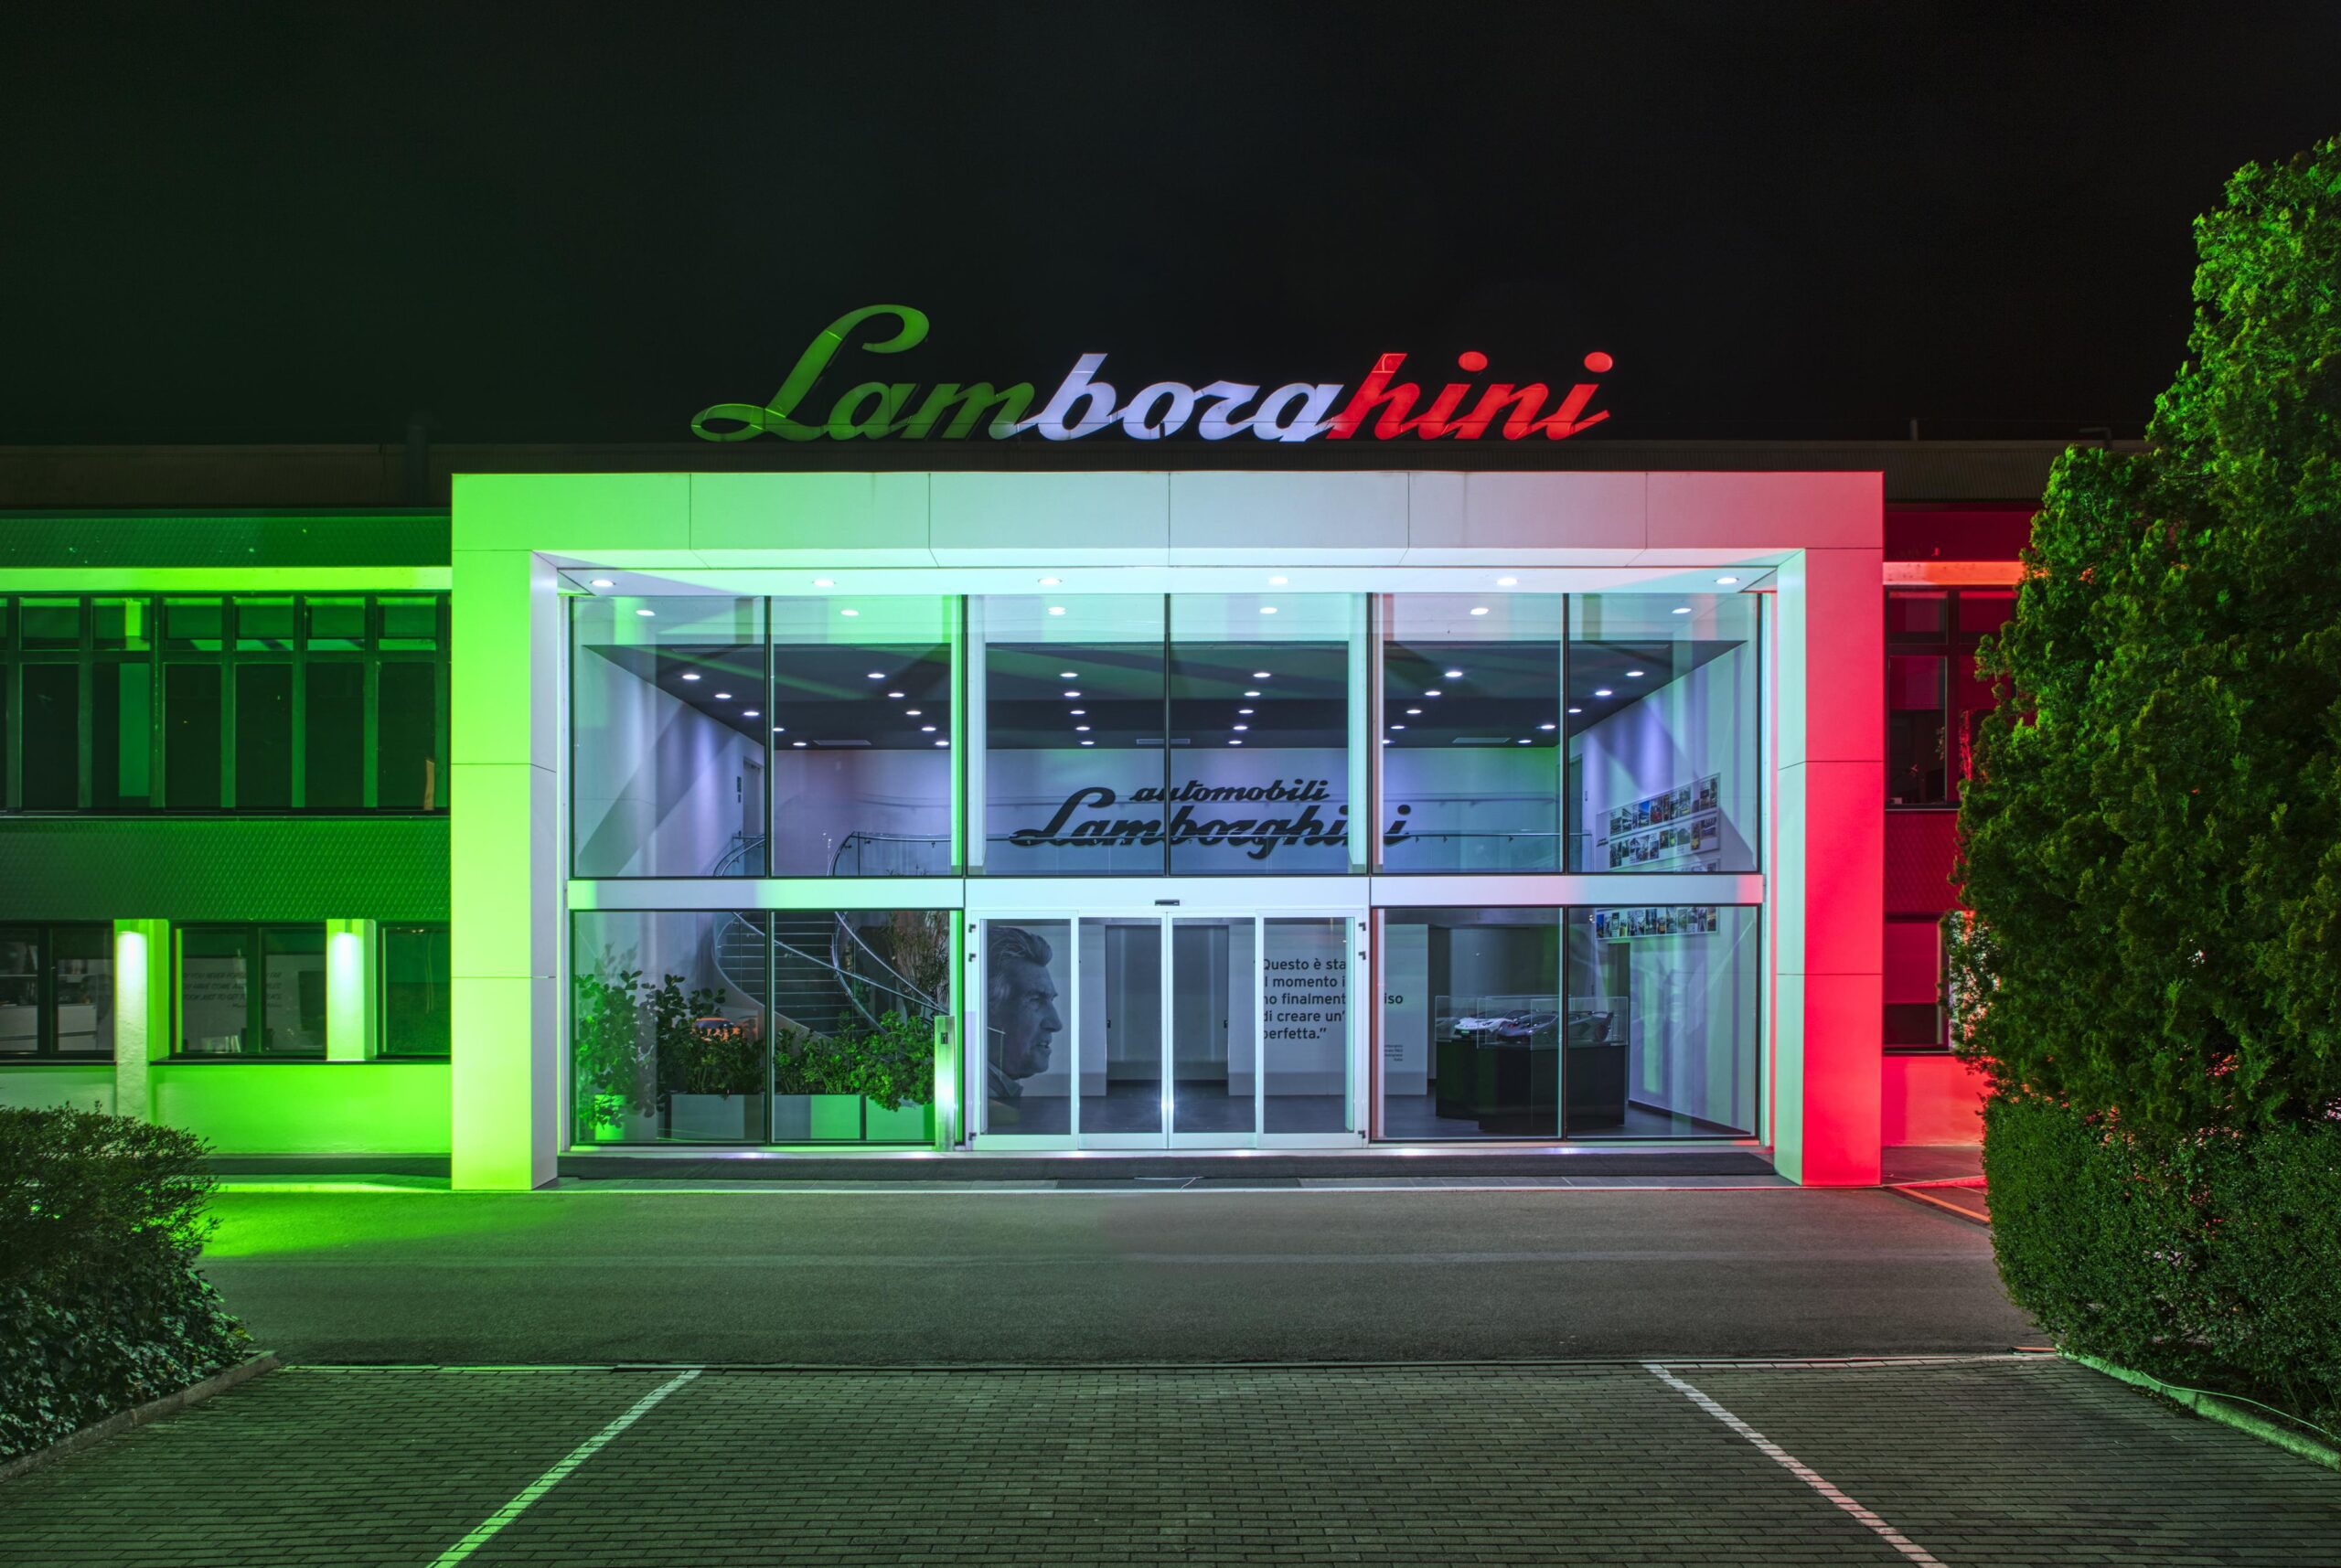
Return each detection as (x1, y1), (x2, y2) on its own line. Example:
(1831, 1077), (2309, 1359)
(235, 663), (294, 809)
(20, 664), (79, 809)
(1887, 655), (1949, 805)
(978, 595), (1166, 877)
(1887, 591), (1947, 639)
(236, 599), (296, 652)
(572, 909), (771, 1144)
(1380, 907), (1559, 1140)
(164, 599), (225, 652)
(1956, 590), (2015, 637)
(305, 661), (365, 807)
(92, 660), (154, 809)
(1568, 593), (1760, 873)
(92, 599), (151, 651)
(1261, 915), (1351, 1134)
(178, 927), (252, 1054)
(572, 598), (766, 877)
(51, 925), (113, 1057)
(1565, 905), (1760, 1137)
(1166, 593), (1353, 875)
(376, 662), (440, 810)
(1380, 595), (1564, 871)
(21, 600), (82, 650)
(259, 927), (327, 1055)
(0, 929), (38, 1054)
(980, 917), (1070, 1134)
(1885, 918), (1946, 1048)
(178, 924), (326, 1056)
(768, 597), (953, 877)
(380, 924), (451, 1056)
(305, 598), (367, 651)
(165, 663), (222, 808)
(378, 598), (440, 651)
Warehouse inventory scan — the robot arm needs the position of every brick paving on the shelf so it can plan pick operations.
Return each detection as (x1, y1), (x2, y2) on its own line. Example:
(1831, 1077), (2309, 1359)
(1, 1359), (2333, 1567)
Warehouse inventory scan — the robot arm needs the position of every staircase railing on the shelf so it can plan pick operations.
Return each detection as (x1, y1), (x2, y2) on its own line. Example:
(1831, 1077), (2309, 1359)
(700, 831), (943, 1039)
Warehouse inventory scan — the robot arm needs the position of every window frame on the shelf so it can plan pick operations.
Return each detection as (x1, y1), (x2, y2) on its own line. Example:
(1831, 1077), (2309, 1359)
(379, 921), (453, 1058)
(0, 593), (448, 814)
(0, 922), (116, 1061)
(173, 921), (330, 1060)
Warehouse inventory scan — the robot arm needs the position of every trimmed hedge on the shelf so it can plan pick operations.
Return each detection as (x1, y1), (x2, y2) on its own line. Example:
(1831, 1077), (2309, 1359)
(0, 1107), (251, 1463)
(1985, 1096), (2341, 1435)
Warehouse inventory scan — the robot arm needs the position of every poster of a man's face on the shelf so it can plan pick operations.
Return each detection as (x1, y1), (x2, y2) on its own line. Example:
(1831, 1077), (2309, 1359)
(986, 924), (1064, 1104)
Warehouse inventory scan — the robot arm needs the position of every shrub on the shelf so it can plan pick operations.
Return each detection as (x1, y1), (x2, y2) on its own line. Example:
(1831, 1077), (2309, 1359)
(1986, 1096), (2341, 1435)
(0, 1107), (251, 1462)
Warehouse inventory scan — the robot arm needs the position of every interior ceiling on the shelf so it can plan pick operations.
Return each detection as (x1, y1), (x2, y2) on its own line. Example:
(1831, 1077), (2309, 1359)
(583, 632), (1746, 752)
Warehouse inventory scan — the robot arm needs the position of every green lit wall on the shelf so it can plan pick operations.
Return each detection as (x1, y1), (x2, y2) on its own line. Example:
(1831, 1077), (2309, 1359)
(0, 818), (448, 923)
(0, 507), (454, 1157)
(152, 1062), (450, 1154)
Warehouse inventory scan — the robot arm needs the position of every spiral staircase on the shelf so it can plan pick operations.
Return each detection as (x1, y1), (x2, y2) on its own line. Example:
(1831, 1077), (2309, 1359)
(704, 834), (944, 1038)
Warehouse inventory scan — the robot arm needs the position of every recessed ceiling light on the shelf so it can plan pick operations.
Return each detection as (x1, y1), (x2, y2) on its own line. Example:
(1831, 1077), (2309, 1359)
(1228, 739), (1243, 746)
(1516, 738), (1531, 745)
(867, 672), (885, 680)
(1075, 725), (1091, 732)
(1567, 706), (1582, 714)
(1673, 606), (1692, 614)
(1047, 605), (1066, 616)
(1594, 688), (1613, 698)
(1390, 723), (1406, 731)
(936, 739), (949, 747)
(772, 725), (786, 733)
(1259, 605), (1278, 614)
(681, 672), (700, 682)
(840, 608), (860, 617)
(1268, 575), (1288, 585)
(1233, 724), (1248, 731)
(1381, 738), (1390, 745)
(1238, 708), (1254, 716)
(1064, 689), (1080, 698)
(1424, 688), (1442, 698)
(1470, 606), (1491, 615)
(1253, 670), (1271, 679)
(1038, 576), (1061, 586)
(1081, 740), (1095, 747)
(813, 578), (834, 588)
(635, 608), (655, 617)
(905, 709), (922, 717)
(1716, 575), (1740, 585)
(1243, 689), (1262, 699)
(1069, 709), (1085, 716)
(1444, 668), (1463, 679)
(791, 740), (807, 748)
(713, 691), (732, 699)
(743, 709), (760, 718)
(1058, 670), (1078, 679)
(1539, 722), (1556, 731)
(589, 578), (615, 588)
(1627, 669), (1645, 677)
(921, 725), (935, 732)
(1496, 576), (1519, 587)
(1406, 708), (1422, 716)
(887, 690), (904, 699)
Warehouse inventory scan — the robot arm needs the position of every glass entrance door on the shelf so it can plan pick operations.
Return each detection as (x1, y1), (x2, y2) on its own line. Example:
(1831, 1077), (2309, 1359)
(976, 910), (1359, 1148)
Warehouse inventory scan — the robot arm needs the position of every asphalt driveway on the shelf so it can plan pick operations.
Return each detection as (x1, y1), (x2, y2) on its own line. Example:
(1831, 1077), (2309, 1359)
(195, 1185), (2032, 1363)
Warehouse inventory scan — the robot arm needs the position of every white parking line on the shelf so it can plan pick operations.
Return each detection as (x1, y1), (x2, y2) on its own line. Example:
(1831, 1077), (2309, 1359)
(426, 1369), (700, 1567)
(1644, 1362), (1946, 1566)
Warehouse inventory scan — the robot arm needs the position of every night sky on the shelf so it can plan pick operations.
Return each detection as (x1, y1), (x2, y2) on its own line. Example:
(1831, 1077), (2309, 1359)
(6, 3), (2336, 446)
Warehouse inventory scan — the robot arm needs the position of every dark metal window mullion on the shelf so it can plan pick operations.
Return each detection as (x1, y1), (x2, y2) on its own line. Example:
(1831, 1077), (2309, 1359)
(1160, 593), (1172, 876)
(219, 609), (239, 812)
(75, 597), (94, 809)
(290, 595), (307, 809)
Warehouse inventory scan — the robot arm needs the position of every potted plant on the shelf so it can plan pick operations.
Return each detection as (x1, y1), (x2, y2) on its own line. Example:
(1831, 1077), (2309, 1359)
(572, 959), (654, 1143)
(652, 974), (765, 1140)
